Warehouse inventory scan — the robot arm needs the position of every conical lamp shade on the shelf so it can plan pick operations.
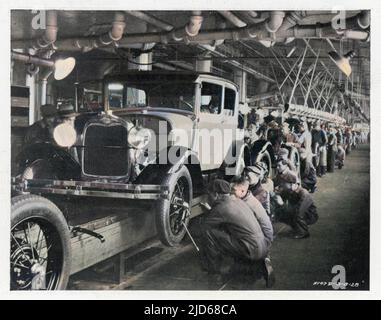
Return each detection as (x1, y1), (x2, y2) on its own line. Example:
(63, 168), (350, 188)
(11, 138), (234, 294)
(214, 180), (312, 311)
(328, 50), (355, 77)
(54, 57), (76, 80)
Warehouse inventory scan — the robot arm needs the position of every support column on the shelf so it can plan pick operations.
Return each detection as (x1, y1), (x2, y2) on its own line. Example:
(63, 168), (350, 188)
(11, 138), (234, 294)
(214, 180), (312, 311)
(138, 52), (153, 71)
(195, 57), (212, 73)
(128, 52), (153, 71)
(234, 70), (247, 103)
(25, 49), (38, 124)
(128, 52), (153, 104)
(26, 71), (36, 125)
(234, 70), (248, 127)
(39, 69), (53, 109)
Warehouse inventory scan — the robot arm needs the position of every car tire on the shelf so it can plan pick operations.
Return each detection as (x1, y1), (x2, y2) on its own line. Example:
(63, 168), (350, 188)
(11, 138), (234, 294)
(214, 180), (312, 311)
(155, 165), (193, 247)
(11, 195), (71, 290)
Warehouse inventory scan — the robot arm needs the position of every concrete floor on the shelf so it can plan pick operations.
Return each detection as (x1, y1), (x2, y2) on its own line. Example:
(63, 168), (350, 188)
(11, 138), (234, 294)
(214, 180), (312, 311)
(69, 144), (370, 290)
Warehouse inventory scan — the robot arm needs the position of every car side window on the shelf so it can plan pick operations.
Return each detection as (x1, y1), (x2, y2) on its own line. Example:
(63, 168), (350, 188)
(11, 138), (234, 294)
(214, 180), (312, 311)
(200, 82), (222, 114)
(125, 87), (146, 107)
(108, 83), (123, 108)
(224, 87), (236, 116)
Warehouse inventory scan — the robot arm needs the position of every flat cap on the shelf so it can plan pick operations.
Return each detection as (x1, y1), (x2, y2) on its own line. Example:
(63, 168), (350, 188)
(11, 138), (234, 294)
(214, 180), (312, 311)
(278, 148), (289, 157)
(208, 179), (231, 194)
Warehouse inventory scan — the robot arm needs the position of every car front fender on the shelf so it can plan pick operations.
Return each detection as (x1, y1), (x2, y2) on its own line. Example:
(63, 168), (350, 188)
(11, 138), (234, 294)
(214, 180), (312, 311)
(16, 142), (81, 180)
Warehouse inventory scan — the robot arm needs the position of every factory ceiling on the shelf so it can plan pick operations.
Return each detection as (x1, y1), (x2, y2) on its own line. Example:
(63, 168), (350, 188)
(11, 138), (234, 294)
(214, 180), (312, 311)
(11, 10), (370, 118)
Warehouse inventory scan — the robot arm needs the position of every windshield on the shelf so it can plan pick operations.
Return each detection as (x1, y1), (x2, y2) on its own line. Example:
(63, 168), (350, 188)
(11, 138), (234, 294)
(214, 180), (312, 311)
(106, 81), (196, 112)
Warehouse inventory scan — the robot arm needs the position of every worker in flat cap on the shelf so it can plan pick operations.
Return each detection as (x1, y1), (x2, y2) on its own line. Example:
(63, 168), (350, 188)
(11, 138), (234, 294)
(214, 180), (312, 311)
(311, 122), (328, 176)
(278, 147), (297, 173)
(231, 175), (274, 247)
(24, 104), (58, 145)
(267, 120), (283, 154)
(299, 148), (317, 193)
(335, 126), (346, 169)
(274, 160), (318, 239)
(311, 122), (326, 176)
(327, 126), (338, 173)
(296, 121), (313, 163)
(197, 179), (275, 287)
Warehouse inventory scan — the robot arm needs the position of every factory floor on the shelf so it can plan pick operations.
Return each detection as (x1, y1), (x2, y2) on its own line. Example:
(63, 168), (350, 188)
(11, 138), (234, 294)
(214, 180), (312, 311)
(69, 144), (370, 291)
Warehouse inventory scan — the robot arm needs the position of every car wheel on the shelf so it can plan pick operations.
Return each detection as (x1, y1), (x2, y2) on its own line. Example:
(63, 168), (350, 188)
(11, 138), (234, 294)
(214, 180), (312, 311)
(11, 195), (71, 290)
(254, 150), (273, 179)
(156, 166), (193, 247)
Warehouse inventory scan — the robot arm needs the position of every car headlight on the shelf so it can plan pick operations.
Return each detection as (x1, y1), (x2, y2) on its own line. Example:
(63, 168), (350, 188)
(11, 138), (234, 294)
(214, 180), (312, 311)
(53, 122), (77, 148)
(128, 127), (152, 149)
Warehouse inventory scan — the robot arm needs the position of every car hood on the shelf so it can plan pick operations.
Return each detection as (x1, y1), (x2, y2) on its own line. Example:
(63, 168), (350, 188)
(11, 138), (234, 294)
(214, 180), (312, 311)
(111, 107), (196, 132)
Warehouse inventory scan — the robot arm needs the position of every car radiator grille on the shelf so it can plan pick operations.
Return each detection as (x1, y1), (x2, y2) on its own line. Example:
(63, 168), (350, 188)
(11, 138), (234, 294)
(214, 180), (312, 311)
(83, 124), (128, 177)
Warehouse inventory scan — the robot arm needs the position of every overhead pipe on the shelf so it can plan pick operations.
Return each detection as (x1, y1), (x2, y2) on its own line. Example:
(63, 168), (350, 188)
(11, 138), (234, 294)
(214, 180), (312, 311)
(256, 11), (285, 47)
(72, 11), (126, 51)
(237, 11), (267, 24)
(126, 11), (173, 31)
(337, 10), (370, 30)
(277, 11), (308, 32)
(199, 46), (275, 83)
(154, 62), (177, 71)
(276, 25), (370, 41)
(169, 60), (194, 71)
(274, 11), (308, 44)
(177, 12), (201, 40)
(11, 51), (54, 68)
(98, 12), (126, 46)
(266, 11), (286, 33)
(184, 11), (204, 37)
(33, 10), (58, 49)
(218, 11), (247, 28)
(357, 10), (370, 29)
(127, 11), (268, 80)
(52, 23), (368, 51)
(126, 11), (203, 42)
(45, 11), (369, 51)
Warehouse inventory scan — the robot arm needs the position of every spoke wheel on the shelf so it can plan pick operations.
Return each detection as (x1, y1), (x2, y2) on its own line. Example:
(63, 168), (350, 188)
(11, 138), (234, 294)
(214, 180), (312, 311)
(11, 195), (71, 290)
(156, 166), (193, 247)
(169, 177), (190, 236)
(11, 218), (63, 290)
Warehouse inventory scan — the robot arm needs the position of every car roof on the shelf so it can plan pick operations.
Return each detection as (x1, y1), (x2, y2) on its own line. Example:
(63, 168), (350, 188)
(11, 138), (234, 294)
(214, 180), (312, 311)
(103, 70), (238, 89)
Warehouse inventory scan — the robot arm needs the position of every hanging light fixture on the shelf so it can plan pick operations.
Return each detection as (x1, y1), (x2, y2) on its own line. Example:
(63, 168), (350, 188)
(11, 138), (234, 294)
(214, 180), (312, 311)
(11, 52), (76, 80)
(328, 50), (356, 77)
(53, 57), (76, 80)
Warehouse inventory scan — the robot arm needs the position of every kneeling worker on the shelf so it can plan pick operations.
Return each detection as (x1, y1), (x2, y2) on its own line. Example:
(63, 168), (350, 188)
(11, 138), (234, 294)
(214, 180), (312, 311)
(275, 161), (318, 239)
(198, 179), (275, 287)
(231, 176), (274, 248)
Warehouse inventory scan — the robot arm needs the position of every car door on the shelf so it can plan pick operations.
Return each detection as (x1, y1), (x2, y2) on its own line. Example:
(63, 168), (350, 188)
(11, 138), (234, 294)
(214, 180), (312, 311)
(221, 84), (241, 169)
(194, 79), (226, 171)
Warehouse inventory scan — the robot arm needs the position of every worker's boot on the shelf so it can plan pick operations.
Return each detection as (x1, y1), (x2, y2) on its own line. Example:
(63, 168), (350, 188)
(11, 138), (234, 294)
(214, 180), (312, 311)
(293, 232), (310, 239)
(292, 217), (310, 239)
(316, 166), (321, 177)
(263, 257), (275, 288)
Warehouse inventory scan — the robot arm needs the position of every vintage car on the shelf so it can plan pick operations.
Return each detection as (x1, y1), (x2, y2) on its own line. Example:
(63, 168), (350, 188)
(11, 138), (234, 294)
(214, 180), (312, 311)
(11, 71), (279, 290)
